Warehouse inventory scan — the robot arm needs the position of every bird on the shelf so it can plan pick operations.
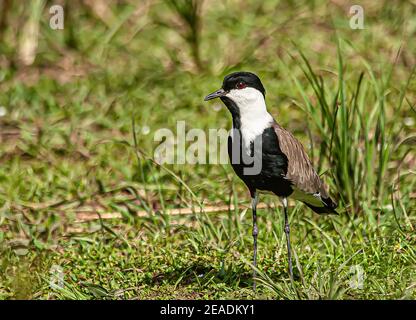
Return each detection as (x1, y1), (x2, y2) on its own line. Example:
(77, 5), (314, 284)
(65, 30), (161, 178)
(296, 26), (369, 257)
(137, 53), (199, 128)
(204, 71), (338, 289)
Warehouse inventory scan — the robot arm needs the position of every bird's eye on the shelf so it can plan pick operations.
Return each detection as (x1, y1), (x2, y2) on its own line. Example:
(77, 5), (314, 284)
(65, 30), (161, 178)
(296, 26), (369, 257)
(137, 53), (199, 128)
(236, 81), (246, 89)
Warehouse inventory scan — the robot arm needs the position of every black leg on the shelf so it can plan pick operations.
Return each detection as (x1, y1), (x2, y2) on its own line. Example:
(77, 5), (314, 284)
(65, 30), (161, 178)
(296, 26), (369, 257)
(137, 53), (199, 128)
(251, 191), (259, 290)
(282, 197), (294, 282)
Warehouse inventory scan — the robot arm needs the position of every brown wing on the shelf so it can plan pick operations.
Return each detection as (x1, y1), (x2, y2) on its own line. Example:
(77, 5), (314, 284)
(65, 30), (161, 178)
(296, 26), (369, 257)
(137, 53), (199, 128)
(272, 122), (329, 198)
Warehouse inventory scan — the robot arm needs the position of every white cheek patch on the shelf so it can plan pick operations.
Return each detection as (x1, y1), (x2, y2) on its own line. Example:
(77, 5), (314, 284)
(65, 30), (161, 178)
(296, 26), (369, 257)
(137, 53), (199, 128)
(226, 88), (273, 155)
(226, 87), (260, 108)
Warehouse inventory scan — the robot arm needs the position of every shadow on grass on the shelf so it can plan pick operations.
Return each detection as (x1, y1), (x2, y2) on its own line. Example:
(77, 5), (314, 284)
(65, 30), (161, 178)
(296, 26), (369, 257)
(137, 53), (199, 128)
(141, 260), (288, 290)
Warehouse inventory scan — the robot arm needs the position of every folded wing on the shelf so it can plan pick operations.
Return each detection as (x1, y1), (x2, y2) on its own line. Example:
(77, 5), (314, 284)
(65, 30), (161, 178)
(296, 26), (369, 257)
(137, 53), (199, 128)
(273, 122), (338, 214)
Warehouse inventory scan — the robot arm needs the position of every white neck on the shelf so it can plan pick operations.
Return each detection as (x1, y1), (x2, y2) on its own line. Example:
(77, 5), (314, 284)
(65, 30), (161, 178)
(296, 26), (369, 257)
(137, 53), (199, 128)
(225, 87), (274, 152)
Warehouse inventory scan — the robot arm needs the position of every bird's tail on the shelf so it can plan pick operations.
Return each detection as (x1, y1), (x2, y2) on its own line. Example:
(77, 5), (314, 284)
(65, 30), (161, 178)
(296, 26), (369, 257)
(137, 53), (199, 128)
(303, 196), (338, 215)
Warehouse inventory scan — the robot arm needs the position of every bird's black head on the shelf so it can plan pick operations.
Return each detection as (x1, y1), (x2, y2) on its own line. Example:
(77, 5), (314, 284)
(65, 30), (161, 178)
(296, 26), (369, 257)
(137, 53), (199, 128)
(204, 71), (266, 101)
(204, 71), (270, 129)
(222, 72), (266, 97)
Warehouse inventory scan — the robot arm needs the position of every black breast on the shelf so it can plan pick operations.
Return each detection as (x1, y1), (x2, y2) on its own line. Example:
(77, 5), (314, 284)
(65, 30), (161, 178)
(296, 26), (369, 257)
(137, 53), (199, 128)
(228, 126), (293, 197)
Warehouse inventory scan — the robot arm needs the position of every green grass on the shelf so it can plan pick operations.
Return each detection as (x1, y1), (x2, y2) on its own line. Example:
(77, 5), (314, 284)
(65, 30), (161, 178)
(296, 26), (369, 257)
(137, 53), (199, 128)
(0, 0), (415, 299)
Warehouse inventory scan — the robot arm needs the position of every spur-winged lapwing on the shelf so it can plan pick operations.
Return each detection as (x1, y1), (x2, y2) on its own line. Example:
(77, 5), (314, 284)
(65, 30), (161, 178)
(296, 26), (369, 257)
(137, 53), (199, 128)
(204, 71), (338, 289)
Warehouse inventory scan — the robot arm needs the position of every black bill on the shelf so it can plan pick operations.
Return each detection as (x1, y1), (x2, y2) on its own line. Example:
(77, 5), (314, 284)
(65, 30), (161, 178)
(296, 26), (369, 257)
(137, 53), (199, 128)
(204, 88), (226, 101)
